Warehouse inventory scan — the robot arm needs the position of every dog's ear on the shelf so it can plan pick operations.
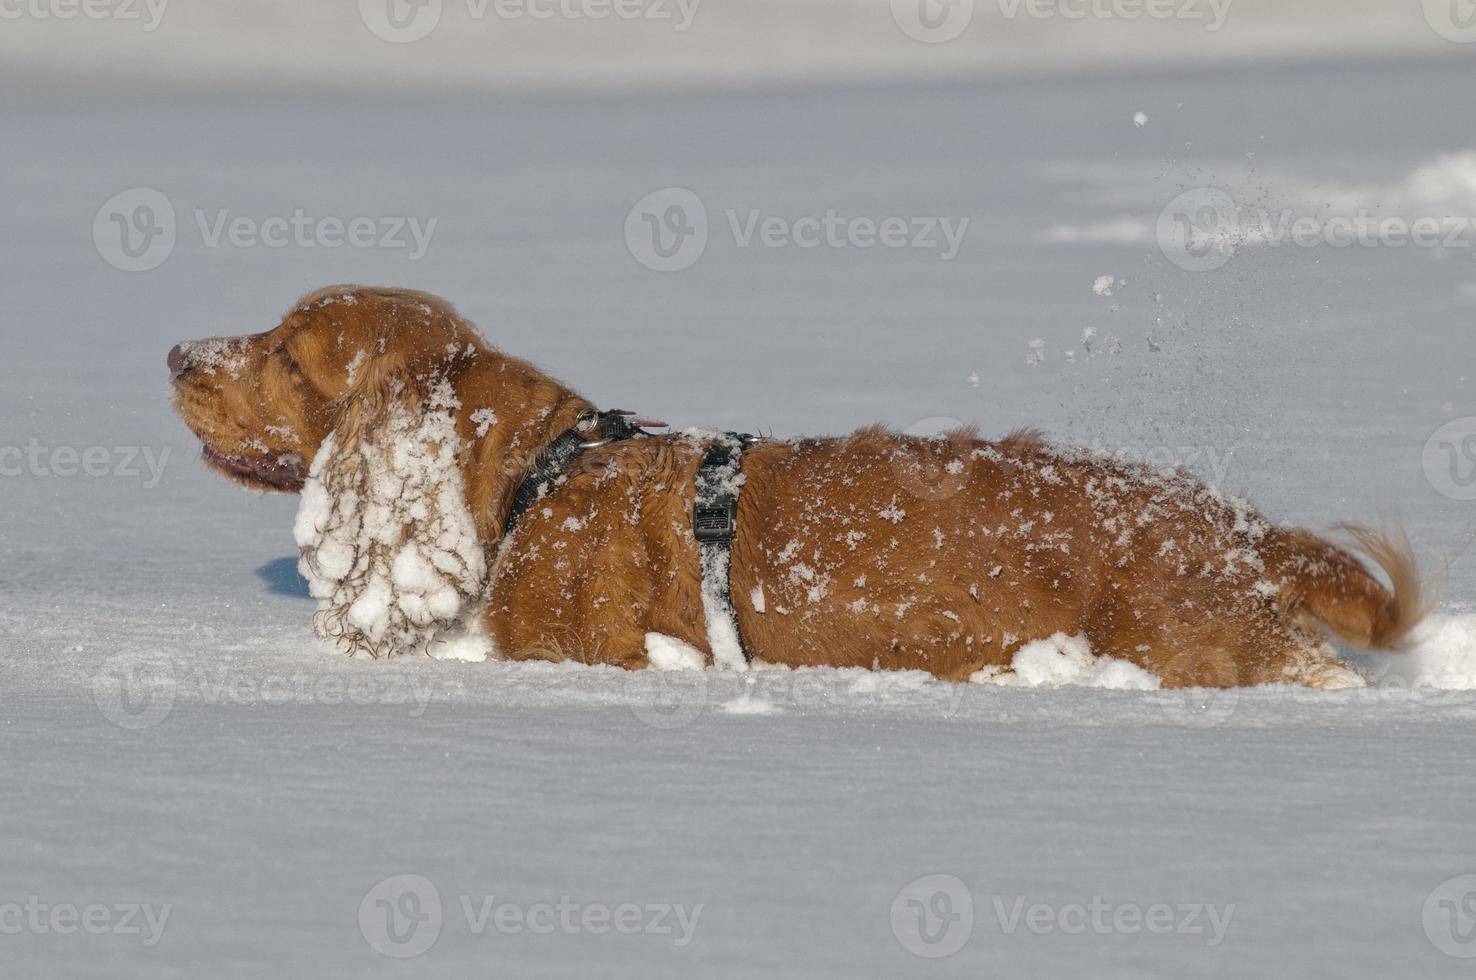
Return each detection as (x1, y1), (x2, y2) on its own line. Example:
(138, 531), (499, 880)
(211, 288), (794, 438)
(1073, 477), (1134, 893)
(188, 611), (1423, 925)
(292, 354), (490, 659)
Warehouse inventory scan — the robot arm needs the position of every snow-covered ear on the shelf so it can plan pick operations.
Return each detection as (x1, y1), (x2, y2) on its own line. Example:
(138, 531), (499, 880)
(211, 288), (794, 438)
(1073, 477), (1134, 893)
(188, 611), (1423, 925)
(292, 362), (487, 658)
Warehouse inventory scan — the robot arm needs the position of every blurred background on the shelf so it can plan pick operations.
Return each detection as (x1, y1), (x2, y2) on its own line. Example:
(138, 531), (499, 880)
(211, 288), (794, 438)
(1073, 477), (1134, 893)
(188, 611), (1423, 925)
(1, 0), (1465, 93)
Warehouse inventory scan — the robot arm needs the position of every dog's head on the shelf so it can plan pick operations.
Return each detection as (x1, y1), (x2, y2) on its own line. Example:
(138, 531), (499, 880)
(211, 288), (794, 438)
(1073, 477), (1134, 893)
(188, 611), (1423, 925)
(170, 285), (483, 493)
(170, 285), (499, 658)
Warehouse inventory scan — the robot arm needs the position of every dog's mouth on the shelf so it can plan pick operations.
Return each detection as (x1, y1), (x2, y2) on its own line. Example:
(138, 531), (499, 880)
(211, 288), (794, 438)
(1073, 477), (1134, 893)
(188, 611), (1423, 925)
(201, 445), (307, 494)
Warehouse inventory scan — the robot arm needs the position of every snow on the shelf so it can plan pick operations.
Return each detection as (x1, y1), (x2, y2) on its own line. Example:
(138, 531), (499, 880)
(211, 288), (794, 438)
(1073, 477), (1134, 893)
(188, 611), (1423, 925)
(699, 544), (748, 671)
(294, 382), (486, 659)
(972, 632), (1162, 690)
(1360, 613), (1476, 691)
(644, 632), (707, 671)
(1049, 147), (1476, 253)
(692, 432), (749, 671)
(469, 407), (498, 437)
(6, 38), (1476, 980)
(427, 629), (495, 663)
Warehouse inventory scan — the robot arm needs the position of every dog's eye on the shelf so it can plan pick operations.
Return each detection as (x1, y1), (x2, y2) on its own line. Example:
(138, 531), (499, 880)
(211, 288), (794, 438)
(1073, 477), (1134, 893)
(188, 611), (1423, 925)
(270, 352), (304, 385)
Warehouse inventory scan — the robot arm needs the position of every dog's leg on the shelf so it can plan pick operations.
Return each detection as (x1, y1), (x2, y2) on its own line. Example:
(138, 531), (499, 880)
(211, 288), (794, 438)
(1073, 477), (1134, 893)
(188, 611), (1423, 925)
(491, 622), (652, 669)
(1279, 642), (1369, 689)
(1155, 632), (1368, 689)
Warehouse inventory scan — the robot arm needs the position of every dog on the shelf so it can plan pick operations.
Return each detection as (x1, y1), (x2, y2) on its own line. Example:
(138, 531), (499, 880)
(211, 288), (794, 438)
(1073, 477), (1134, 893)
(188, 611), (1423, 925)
(169, 285), (1428, 688)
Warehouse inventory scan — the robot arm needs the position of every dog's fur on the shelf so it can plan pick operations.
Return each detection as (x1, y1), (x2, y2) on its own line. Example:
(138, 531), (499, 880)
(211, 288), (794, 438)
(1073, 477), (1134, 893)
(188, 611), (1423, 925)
(170, 285), (1429, 688)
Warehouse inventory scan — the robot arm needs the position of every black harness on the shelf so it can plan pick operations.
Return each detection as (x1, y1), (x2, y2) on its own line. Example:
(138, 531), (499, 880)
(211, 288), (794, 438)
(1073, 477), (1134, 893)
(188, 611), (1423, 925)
(503, 409), (646, 535)
(502, 411), (754, 667)
(692, 434), (754, 670)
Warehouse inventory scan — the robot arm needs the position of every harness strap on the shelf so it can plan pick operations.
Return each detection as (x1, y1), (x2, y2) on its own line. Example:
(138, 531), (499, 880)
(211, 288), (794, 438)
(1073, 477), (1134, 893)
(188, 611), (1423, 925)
(504, 415), (755, 669)
(694, 434), (753, 669)
(504, 409), (645, 535)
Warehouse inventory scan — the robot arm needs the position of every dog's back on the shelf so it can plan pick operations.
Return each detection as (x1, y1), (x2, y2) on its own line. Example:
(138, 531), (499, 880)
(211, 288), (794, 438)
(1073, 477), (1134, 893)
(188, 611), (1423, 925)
(723, 429), (1426, 687)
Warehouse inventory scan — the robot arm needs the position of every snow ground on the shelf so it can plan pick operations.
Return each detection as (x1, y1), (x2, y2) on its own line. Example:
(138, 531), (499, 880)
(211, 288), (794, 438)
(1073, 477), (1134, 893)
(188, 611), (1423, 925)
(5, 48), (1476, 979)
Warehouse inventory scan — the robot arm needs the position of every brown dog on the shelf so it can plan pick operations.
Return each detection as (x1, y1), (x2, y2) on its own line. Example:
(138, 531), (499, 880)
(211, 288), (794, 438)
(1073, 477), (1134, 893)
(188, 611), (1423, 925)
(169, 285), (1427, 688)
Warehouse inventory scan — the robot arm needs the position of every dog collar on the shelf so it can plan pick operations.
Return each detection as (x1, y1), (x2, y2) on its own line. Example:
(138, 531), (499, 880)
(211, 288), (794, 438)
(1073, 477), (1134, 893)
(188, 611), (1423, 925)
(502, 409), (647, 535)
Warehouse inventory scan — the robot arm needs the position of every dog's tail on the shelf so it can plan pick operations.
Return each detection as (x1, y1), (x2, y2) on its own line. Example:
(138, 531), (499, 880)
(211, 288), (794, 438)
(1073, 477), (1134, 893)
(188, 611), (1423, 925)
(1263, 524), (1431, 651)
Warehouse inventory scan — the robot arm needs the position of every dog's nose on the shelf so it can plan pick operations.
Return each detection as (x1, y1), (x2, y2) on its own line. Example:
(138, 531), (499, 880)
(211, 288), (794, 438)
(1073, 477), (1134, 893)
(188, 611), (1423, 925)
(168, 344), (189, 380)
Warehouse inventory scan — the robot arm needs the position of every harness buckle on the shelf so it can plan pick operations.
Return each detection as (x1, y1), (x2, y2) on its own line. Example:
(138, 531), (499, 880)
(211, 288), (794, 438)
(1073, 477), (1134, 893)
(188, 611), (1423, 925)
(693, 501), (737, 543)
